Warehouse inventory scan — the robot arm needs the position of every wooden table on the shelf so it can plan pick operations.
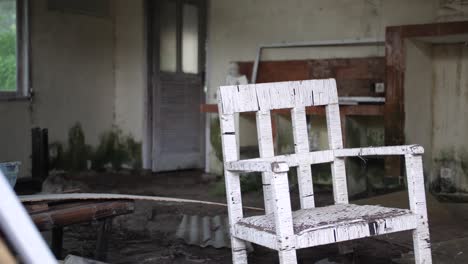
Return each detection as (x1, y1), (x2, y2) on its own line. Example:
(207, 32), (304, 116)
(24, 199), (135, 261)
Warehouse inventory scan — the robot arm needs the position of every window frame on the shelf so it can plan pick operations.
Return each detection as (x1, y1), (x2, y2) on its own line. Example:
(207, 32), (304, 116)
(157, 0), (203, 75)
(0, 0), (30, 100)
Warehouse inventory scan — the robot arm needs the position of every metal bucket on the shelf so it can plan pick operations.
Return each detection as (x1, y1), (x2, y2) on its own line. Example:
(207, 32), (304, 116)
(0, 162), (21, 188)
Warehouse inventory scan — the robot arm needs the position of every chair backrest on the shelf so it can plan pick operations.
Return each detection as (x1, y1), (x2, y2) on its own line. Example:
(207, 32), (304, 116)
(217, 79), (349, 206)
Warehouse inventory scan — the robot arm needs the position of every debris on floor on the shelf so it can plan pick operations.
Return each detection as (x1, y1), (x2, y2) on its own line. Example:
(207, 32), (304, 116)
(175, 214), (254, 251)
(176, 214), (230, 248)
(62, 255), (108, 264)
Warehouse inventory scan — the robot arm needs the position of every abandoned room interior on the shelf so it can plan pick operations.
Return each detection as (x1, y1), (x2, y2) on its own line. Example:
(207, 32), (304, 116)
(1, 0), (468, 263)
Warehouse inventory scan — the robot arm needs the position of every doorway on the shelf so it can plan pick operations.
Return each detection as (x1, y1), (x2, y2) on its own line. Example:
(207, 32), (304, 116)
(147, 0), (206, 171)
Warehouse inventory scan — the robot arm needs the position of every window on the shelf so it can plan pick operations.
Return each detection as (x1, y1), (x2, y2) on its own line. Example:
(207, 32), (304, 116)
(0, 0), (29, 99)
(158, 0), (201, 74)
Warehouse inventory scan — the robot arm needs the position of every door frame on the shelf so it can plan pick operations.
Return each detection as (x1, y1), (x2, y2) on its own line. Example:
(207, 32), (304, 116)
(144, 0), (207, 171)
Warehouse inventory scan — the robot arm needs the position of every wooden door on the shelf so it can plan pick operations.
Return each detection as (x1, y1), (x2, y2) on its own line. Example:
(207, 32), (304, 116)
(150, 0), (206, 171)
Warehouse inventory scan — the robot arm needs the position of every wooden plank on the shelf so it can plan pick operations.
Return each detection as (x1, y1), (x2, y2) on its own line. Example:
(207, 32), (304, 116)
(218, 79), (339, 115)
(256, 110), (275, 214)
(226, 150), (334, 172)
(291, 107), (315, 209)
(405, 155), (432, 263)
(234, 204), (417, 250)
(218, 111), (249, 263)
(334, 145), (424, 157)
(270, 172), (297, 263)
(326, 103), (348, 204)
(24, 203), (49, 214)
(238, 58), (386, 98)
(29, 201), (134, 231)
(237, 60), (310, 84)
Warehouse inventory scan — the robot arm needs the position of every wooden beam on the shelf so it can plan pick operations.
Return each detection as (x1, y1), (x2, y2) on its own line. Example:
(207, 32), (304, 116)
(29, 200), (134, 231)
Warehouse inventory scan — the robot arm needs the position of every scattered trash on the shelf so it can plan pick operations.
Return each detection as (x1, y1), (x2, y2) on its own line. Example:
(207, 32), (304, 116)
(314, 258), (339, 264)
(63, 255), (108, 264)
(176, 214), (253, 251)
(0, 162), (20, 187)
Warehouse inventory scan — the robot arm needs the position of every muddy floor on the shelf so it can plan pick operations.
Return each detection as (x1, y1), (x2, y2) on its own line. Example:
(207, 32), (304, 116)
(39, 170), (468, 263)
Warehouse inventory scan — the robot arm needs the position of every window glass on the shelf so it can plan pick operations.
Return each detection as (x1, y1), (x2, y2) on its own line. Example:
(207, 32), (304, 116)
(182, 3), (198, 74)
(0, 0), (17, 92)
(159, 0), (177, 72)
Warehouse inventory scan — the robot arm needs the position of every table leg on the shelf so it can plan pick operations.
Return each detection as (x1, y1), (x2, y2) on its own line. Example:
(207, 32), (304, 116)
(95, 218), (112, 261)
(51, 227), (63, 259)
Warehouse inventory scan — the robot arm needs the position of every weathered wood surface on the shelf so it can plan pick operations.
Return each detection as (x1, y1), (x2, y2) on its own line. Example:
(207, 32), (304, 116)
(334, 145), (424, 157)
(256, 110), (276, 214)
(218, 106), (249, 263)
(234, 204), (417, 250)
(218, 79), (338, 115)
(28, 200), (134, 231)
(217, 78), (432, 263)
(405, 155), (432, 263)
(291, 107), (315, 209)
(226, 145), (424, 174)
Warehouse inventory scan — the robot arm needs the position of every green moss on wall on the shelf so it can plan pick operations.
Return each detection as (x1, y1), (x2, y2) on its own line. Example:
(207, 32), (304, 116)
(432, 148), (468, 193)
(49, 123), (142, 172)
(210, 117), (223, 163)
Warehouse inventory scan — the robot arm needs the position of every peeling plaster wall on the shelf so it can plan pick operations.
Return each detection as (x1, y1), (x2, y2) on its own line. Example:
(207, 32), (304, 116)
(114, 0), (145, 142)
(432, 43), (468, 191)
(206, 0), (439, 174)
(206, 0), (439, 103)
(0, 0), (145, 178)
(31, 0), (115, 147)
(405, 42), (468, 192)
(404, 40), (434, 172)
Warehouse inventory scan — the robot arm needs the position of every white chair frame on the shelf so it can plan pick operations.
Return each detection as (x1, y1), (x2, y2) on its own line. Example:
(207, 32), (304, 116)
(217, 79), (432, 264)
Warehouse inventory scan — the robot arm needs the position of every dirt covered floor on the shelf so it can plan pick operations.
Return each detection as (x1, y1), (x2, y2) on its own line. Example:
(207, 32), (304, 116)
(39, 170), (468, 263)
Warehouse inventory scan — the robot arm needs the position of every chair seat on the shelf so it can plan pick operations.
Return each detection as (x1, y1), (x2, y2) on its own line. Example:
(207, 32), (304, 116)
(233, 204), (417, 250)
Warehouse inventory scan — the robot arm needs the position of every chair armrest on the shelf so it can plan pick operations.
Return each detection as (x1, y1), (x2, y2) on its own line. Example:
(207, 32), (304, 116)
(226, 160), (289, 173)
(334, 145), (424, 158)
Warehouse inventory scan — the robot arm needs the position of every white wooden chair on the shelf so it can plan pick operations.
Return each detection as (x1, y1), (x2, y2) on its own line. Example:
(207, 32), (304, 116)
(217, 79), (432, 264)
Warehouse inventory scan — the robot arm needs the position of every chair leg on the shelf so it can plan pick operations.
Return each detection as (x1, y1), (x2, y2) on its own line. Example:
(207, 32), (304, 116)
(231, 237), (248, 264)
(278, 249), (297, 264)
(412, 225), (432, 264)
